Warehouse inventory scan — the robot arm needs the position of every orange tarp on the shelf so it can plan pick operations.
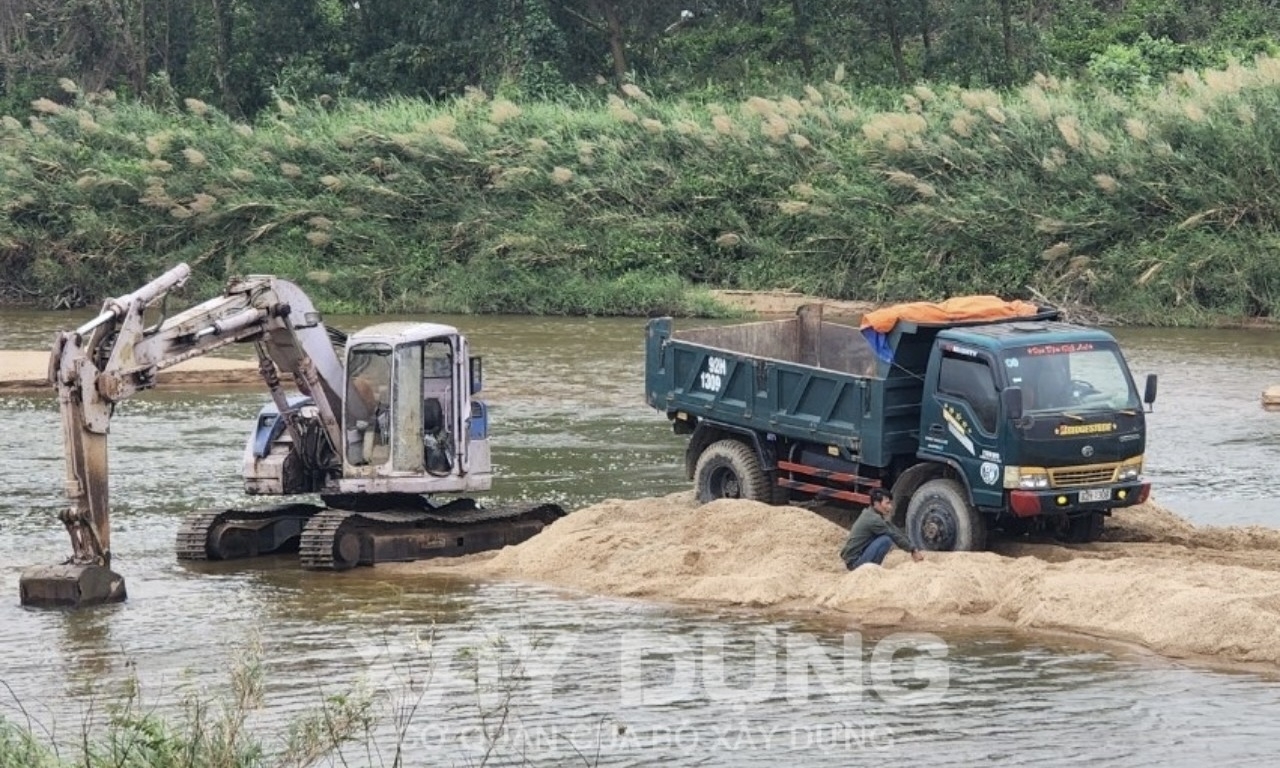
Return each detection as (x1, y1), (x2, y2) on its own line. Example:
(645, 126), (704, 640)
(859, 296), (1041, 333)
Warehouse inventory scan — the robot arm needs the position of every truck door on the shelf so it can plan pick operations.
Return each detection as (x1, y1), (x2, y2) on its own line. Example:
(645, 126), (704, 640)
(925, 347), (1004, 508)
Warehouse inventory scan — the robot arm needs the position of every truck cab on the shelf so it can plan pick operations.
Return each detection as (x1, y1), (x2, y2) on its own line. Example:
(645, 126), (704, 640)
(918, 322), (1153, 547)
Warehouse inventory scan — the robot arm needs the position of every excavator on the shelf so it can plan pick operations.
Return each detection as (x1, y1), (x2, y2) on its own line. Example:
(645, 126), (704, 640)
(19, 263), (564, 608)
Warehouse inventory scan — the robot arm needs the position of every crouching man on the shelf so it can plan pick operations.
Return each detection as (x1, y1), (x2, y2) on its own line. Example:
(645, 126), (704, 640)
(840, 489), (924, 569)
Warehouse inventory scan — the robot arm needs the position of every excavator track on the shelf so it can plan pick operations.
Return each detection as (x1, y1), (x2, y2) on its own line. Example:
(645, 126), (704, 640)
(175, 503), (325, 560)
(298, 502), (566, 571)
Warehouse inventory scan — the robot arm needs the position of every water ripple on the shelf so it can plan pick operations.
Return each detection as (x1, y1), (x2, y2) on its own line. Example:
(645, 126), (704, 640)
(2, 313), (1280, 765)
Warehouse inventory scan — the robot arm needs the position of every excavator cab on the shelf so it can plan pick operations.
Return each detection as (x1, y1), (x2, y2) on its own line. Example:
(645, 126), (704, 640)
(335, 323), (491, 495)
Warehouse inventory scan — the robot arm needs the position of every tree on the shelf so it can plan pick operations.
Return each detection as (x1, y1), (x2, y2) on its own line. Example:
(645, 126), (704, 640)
(0, 0), (145, 99)
(550, 0), (697, 84)
(882, 0), (908, 82)
(790, 0), (813, 76)
(918, 0), (933, 76)
(208, 0), (236, 114)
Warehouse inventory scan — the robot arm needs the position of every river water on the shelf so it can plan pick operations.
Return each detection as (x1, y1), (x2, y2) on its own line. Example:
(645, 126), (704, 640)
(1, 310), (1279, 766)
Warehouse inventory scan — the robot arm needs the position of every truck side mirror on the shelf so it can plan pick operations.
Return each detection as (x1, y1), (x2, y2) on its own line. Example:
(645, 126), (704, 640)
(1001, 386), (1024, 422)
(1143, 373), (1157, 409)
(470, 356), (483, 395)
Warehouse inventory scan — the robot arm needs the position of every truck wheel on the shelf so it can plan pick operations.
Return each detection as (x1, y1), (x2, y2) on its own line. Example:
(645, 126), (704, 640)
(1061, 511), (1105, 543)
(906, 478), (987, 552)
(694, 440), (772, 504)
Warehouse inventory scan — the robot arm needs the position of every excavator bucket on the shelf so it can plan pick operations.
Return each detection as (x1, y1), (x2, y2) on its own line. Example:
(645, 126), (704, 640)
(19, 564), (127, 608)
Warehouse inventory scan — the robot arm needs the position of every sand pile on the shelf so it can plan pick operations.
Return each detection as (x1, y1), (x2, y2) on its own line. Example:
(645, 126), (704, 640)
(416, 494), (1280, 667)
(480, 493), (849, 606)
(1103, 501), (1280, 551)
(0, 349), (259, 393)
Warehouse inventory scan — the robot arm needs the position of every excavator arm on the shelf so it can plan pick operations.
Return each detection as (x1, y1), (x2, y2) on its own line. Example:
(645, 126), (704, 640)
(20, 263), (347, 607)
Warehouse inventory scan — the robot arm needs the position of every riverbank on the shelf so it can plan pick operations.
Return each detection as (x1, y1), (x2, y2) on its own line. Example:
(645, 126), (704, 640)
(0, 350), (259, 394)
(7, 58), (1280, 321)
(705, 290), (873, 318)
(394, 494), (1280, 670)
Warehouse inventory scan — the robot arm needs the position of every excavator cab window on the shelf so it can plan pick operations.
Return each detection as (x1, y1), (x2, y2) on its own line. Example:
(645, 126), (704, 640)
(346, 344), (393, 466)
(424, 342), (452, 380)
(345, 338), (459, 473)
(422, 340), (454, 475)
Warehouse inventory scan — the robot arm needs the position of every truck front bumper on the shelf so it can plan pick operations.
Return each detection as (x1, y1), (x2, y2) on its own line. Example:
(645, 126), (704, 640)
(1008, 481), (1150, 518)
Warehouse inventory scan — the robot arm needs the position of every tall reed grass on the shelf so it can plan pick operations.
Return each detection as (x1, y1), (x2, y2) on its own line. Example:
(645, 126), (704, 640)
(4, 60), (1280, 322)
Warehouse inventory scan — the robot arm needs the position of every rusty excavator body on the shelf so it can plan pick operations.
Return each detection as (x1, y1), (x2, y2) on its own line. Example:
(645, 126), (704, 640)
(19, 263), (564, 608)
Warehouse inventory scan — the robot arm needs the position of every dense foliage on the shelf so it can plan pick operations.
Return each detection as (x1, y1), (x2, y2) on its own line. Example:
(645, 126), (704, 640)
(3, 0), (1279, 117)
(3, 55), (1280, 322)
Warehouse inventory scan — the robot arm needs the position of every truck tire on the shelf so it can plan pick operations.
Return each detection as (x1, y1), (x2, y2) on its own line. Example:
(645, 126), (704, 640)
(694, 440), (772, 504)
(906, 478), (987, 552)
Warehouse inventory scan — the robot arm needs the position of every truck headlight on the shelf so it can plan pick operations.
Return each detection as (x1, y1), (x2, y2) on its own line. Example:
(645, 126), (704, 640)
(1004, 466), (1049, 490)
(1118, 458), (1143, 481)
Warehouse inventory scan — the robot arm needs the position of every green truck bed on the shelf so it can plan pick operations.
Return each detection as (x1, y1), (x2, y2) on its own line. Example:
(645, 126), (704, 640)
(644, 306), (940, 469)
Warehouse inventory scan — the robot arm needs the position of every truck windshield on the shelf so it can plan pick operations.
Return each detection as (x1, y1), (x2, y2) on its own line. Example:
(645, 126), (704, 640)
(1002, 343), (1139, 413)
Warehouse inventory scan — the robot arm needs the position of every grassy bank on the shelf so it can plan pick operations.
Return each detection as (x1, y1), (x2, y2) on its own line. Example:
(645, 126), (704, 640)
(0, 650), (378, 768)
(0, 631), (522, 767)
(3, 61), (1280, 323)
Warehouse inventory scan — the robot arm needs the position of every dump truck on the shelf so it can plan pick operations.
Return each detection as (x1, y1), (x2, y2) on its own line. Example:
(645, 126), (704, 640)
(20, 263), (563, 608)
(645, 299), (1157, 550)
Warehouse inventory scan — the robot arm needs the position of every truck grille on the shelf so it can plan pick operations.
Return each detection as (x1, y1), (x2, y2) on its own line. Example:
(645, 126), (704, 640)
(1049, 464), (1118, 487)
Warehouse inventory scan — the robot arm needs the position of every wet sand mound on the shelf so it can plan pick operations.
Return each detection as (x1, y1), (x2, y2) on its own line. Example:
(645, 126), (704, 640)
(421, 494), (1280, 667)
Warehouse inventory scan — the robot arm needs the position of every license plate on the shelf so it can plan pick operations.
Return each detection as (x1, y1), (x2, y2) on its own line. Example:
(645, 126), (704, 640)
(1078, 488), (1111, 503)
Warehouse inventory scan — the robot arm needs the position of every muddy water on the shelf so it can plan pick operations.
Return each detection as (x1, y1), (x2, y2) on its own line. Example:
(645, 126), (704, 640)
(2, 311), (1280, 766)
(1111, 326), (1280, 525)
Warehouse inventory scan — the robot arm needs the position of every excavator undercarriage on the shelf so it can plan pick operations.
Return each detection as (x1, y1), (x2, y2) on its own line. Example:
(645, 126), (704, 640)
(174, 498), (564, 570)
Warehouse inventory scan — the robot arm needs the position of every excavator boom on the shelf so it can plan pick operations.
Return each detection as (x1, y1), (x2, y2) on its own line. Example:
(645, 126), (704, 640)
(20, 264), (348, 607)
